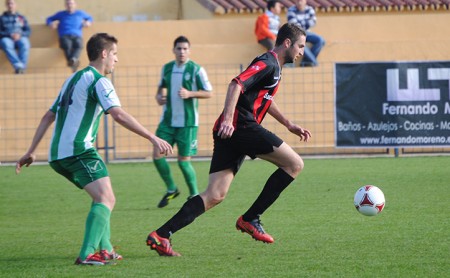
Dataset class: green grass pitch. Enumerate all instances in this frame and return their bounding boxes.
[1,156,449,277]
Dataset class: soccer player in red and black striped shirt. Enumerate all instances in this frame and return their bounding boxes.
[147,23,311,256]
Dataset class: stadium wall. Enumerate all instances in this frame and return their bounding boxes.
[1,12,449,162]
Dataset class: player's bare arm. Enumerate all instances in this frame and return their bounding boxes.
[149,135,174,156]
[155,87,167,105]
[16,110,56,174]
[218,80,242,139]
[287,124,311,142]
[108,107,173,155]
[268,101,311,142]
[178,87,212,99]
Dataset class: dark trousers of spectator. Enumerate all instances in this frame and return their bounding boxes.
[300,31,325,67]
[258,38,275,51]
[59,35,83,65]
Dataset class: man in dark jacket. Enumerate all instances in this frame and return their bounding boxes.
[0,0,31,74]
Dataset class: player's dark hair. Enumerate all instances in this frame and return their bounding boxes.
[267,0,280,10]
[173,35,190,48]
[86,33,118,62]
[275,23,306,47]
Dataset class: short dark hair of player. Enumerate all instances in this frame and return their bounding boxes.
[173,35,190,48]
[267,0,280,10]
[275,23,306,47]
[86,33,118,62]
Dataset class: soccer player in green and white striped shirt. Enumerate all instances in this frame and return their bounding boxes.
[153,35,212,208]
[16,33,172,265]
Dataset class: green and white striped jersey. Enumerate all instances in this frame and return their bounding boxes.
[48,66,121,161]
[159,60,212,127]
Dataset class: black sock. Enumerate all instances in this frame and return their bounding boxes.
[242,168,294,221]
[156,195,205,238]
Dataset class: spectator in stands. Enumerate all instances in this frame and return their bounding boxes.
[153,35,213,208]
[287,0,325,67]
[0,0,30,74]
[254,0,282,51]
[46,0,92,72]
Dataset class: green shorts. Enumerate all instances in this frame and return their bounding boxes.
[49,149,109,189]
[156,122,198,156]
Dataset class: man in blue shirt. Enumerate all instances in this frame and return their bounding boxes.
[0,0,31,74]
[46,0,92,72]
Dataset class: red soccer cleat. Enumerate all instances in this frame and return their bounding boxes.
[236,215,274,243]
[74,253,112,266]
[97,249,123,261]
[146,231,181,257]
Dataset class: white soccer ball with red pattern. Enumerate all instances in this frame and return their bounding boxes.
[354,185,385,216]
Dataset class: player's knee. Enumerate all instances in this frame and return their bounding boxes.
[209,197,223,208]
[202,191,227,210]
[100,191,116,210]
[210,193,226,206]
[297,157,305,173]
[110,195,116,209]
[102,196,116,211]
[289,156,304,177]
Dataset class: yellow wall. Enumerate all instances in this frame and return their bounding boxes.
[11,0,255,23]
[3,11,447,72]
[8,0,447,74]
[1,9,449,161]
[13,0,182,24]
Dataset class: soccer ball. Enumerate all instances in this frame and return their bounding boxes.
[354,185,385,216]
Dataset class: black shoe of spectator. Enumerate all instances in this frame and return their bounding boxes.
[69,58,79,72]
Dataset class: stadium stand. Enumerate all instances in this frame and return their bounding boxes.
[0,9,448,73]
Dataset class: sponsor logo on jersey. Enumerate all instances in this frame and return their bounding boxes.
[103,89,114,98]
[87,160,103,173]
[185,72,191,81]
[191,140,198,149]
[264,92,274,101]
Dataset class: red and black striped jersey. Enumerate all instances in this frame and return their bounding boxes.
[214,51,281,131]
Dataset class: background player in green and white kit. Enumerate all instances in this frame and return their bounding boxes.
[15,33,173,265]
[153,35,212,208]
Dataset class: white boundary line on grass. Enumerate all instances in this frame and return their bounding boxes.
[2,152,450,167]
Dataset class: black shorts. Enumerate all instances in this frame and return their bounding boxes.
[209,123,283,175]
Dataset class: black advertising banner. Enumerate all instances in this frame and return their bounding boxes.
[335,62,450,147]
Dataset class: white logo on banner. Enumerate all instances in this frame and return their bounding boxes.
[386,68,450,101]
